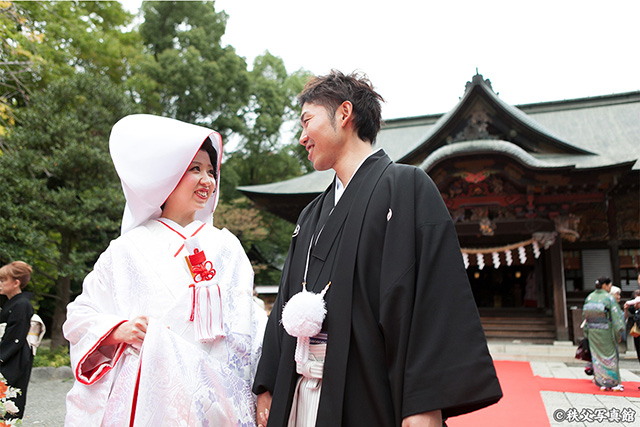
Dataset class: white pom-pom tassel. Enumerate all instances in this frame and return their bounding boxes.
[462,252,469,269]
[505,249,513,266]
[492,252,500,269]
[282,282,330,364]
[476,253,485,270]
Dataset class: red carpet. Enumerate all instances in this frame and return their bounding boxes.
[448,361,549,427]
[447,361,640,427]
[535,375,640,396]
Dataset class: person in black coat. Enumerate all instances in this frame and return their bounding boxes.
[0,261,34,420]
[625,289,640,364]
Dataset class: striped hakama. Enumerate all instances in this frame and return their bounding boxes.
[288,333,327,427]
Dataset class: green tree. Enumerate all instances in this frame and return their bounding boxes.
[232,53,310,185]
[14,1,136,84]
[0,0,43,136]
[216,54,311,284]
[134,1,249,133]
[1,1,137,137]
[0,0,141,157]
[0,73,138,349]
[213,197,292,285]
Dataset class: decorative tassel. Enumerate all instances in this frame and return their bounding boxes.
[189,284,196,321]
[476,253,485,270]
[282,282,330,364]
[462,252,469,269]
[191,283,224,342]
[185,236,224,342]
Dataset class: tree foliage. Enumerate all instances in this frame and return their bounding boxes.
[213,197,294,285]
[135,1,249,133]
[0,0,42,136]
[216,53,311,284]
[20,1,134,80]
[0,1,136,132]
[230,53,310,183]
[0,73,138,348]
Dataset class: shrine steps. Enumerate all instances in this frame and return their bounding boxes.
[479,310,556,344]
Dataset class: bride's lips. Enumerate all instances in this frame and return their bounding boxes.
[195,188,209,199]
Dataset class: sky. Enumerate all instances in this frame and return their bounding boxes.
[121,0,640,120]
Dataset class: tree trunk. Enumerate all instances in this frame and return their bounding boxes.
[50,275,71,350]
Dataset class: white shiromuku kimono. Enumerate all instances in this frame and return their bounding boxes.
[64,219,267,426]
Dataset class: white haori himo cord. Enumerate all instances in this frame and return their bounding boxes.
[185,236,224,342]
[282,237,330,364]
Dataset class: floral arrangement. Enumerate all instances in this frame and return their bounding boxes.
[0,374,21,426]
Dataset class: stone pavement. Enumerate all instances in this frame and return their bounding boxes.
[19,342,640,427]
[22,366,73,427]
[533,361,640,427]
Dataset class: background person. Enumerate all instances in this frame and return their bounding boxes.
[0,260,34,420]
[63,114,267,426]
[253,70,502,427]
[610,285,621,304]
[610,285,625,353]
[583,277,625,391]
[624,289,640,368]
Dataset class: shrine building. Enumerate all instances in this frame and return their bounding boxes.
[239,73,640,343]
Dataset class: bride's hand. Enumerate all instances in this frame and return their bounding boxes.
[103,315,149,348]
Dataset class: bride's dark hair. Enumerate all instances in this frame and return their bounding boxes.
[200,137,218,180]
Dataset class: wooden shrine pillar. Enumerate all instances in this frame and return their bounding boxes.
[607,193,621,286]
[548,237,569,341]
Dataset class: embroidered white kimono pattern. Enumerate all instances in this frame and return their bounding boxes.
[63,219,266,426]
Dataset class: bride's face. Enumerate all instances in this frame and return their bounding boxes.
[162,150,215,224]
